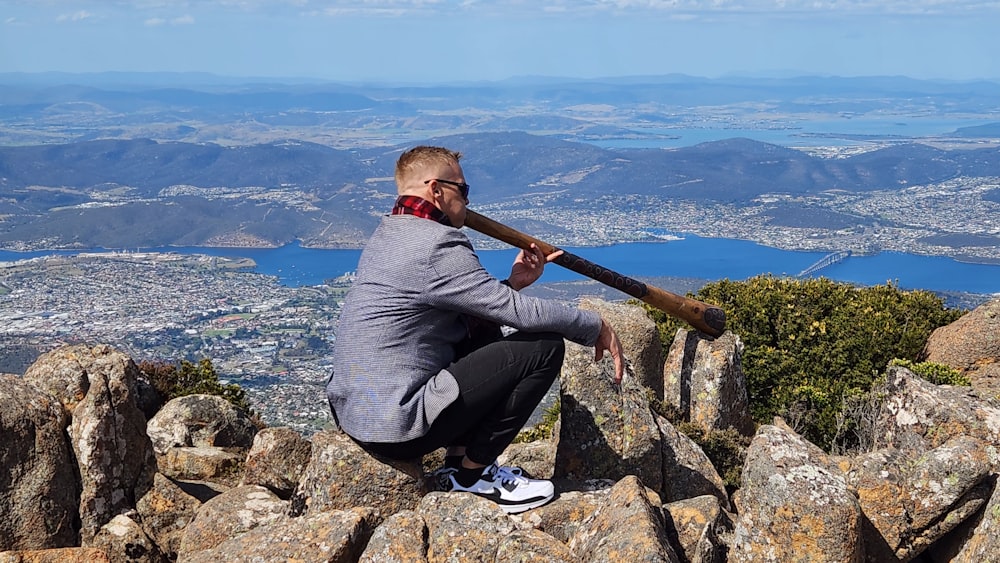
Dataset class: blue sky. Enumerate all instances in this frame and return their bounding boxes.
[2,0,998,83]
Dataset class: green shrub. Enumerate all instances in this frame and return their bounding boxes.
[138,357,257,421]
[640,275,963,451]
[888,358,970,386]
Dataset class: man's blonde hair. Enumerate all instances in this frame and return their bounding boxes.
[394,146,463,191]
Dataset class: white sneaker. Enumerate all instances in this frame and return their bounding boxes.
[445,463,554,513]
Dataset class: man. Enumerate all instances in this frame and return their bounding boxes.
[326,145,625,514]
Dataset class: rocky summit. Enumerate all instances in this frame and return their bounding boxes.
[2,297,1000,562]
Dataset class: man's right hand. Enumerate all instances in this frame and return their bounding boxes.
[594,319,625,384]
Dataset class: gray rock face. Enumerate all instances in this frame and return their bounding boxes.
[663,329,755,436]
[877,365,1000,452]
[568,475,681,562]
[657,415,729,506]
[146,394,257,455]
[66,346,156,545]
[177,485,287,559]
[134,473,202,561]
[91,514,164,563]
[19,344,156,545]
[181,508,378,563]
[731,419,864,563]
[663,495,733,563]
[239,426,312,498]
[0,375,78,550]
[951,474,1000,563]
[846,435,995,561]
[290,430,427,519]
[555,337,663,494]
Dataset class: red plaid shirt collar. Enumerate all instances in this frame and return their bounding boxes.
[391,195,453,227]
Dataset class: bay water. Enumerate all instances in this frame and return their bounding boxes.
[3,235,997,296]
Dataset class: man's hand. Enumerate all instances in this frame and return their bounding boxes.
[506,243,563,291]
[594,318,626,384]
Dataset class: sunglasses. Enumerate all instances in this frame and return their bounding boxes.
[426,178,470,200]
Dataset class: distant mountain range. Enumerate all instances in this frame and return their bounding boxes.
[1,132,999,250]
[1,73,999,252]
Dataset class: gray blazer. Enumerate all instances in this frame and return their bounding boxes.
[326,214,602,443]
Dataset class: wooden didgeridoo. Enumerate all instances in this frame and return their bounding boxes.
[463,210,727,338]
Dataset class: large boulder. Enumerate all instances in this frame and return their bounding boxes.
[146,394,257,456]
[290,430,427,519]
[21,344,156,545]
[134,473,202,561]
[177,485,287,559]
[180,508,379,563]
[157,446,243,484]
[922,296,1000,397]
[239,426,312,499]
[555,337,663,494]
[90,514,164,563]
[876,365,1000,452]
[845,435,995,561]
[0,376,78,550]
[358,510,429,563]
[663,329,755,436]
[567,475,681,562]
[731,419,864,563]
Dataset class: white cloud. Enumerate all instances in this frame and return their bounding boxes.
[56,10,94,22]
[144,14,194,26]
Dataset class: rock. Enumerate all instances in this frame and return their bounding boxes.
[731,419,863,563]
[0,548,110,562]
[0,376,78,550]
[46,345,155,545]
[134,473,202,561]
[555,339,663,495]
[663,330,755,436]
[180,508,378,563]
[157,446,243,484]
[21,345,91,413]
[922,296,1000,397]
[497,439,556,480]
[90,514,164,563]
[521,489,604,544]
[358,510,428,563]
[951,475,1000,563]
[145,394,256,456]
[418,491,520,561]
[877,365,1000,452]
[581,299,665,398]
[846,435,996,562]
[290,430,426,518]
[177,485,287,558]
[238,426,312,498]
[656,415,730,507]
[496,528,577,562]
[568,475,680,562]
[663,495,733,563]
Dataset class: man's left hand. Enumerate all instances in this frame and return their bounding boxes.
[506,243,563,291]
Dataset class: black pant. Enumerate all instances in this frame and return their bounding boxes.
[356,331,564,465]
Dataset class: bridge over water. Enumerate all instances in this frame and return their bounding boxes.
[797,250,852,277]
